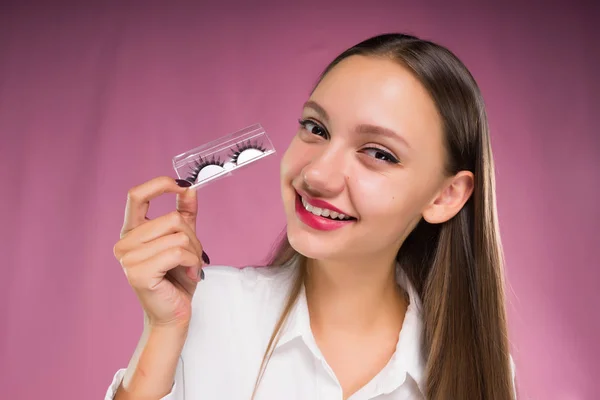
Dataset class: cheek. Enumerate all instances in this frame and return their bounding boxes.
[351,172,430,222]
[280,137,310,180]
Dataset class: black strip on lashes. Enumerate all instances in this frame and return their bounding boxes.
[186,155,224,183]
[230,140,267,164]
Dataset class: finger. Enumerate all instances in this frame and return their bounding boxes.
[117,211,204,259]
[119,232,200,267]
[121,176,189,237]
[176,186,198,232]
[125,247,202,289]
[165,263,201,292]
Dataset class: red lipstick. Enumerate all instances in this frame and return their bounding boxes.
[294,191,355,231]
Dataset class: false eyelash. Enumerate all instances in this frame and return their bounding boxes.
[229,140,267,165]
[186,155,225,183]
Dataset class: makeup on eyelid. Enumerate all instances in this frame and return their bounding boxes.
[297,118,402,164]
[172,124,276,190]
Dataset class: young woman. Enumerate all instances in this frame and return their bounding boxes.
[106,33,516,400]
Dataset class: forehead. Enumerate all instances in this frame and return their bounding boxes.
[309,55,443,151]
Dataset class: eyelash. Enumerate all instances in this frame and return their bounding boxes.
[185,141,267,183]
[187,155,224,183]
[230,140,267,164]
[298,118,329,138]
[297,118,400,164]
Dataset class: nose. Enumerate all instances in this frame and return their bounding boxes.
[301,147,347,198]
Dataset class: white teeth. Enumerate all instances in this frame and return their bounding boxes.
[300,196,351,220]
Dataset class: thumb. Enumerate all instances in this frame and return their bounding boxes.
[175,188,198,232]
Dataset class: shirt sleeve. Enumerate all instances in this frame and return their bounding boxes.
[103,355,183,400]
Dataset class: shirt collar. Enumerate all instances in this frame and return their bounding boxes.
[275,263,426,396]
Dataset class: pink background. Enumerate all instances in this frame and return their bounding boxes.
[0,1,598,399]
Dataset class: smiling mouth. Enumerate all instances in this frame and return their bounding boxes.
[297,194,356,221]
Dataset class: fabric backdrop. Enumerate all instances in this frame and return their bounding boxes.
[0,1,598,399]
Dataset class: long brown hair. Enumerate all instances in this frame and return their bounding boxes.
[252,33,514,400]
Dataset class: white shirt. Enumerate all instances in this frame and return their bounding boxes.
[105,261,513,399]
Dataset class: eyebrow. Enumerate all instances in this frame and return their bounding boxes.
[303,100,330,122]
[303,100,411,149]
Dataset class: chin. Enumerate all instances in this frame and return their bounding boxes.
[287,230,329,260]
[285,222,350,261]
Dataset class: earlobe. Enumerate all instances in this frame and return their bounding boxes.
[422,171,474,224]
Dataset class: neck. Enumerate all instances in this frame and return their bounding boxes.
[304,254,407,337]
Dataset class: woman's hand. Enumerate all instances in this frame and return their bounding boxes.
[113,176,207,329]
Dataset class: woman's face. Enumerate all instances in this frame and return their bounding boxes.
[280,55,449,263]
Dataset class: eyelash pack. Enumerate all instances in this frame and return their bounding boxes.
[172,123,276,190]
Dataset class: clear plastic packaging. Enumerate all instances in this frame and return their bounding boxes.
[172,123,276,190]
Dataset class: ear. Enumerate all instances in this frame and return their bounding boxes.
[422,171,474,224]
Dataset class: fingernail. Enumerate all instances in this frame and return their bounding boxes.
[175,179,192,187]
[198,268,205,281]
[202,251,210,265]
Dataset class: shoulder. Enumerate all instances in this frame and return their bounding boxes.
[178,265,298,396]
[510,354,517,399]
[202,264,292,282]
[183,265,296,362]
[189,265,296,327]
[199,264,296,293]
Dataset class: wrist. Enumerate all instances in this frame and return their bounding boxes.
[123,325,188,398]
[143,312,191,333]
[147,322,190,337]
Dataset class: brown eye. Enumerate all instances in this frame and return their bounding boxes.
[298,119,328,138]
[362,147,400,164]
